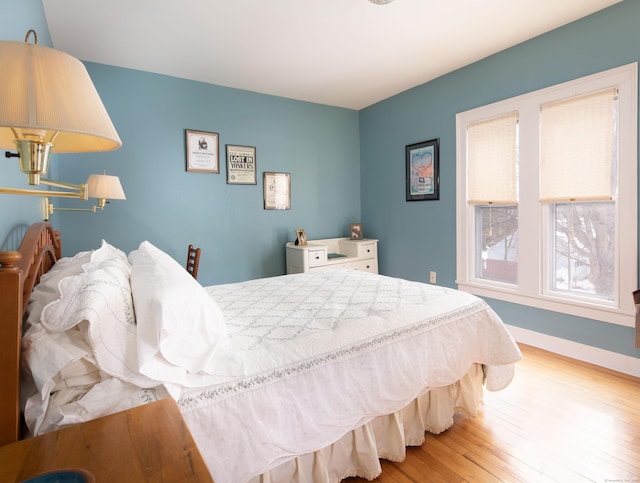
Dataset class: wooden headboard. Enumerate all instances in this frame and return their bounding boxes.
[0,222,61,447]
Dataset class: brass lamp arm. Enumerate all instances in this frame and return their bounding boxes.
[0,185,88,199]
[40,178,89,199]
[43,196,109,221]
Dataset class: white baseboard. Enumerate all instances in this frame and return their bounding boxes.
[506,324,640,378]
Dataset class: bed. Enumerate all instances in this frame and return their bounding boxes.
[0,222,522,483]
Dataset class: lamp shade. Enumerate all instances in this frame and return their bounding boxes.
[0,35,122,153]
[87,173,126,200]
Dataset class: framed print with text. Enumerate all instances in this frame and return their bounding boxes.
[226,145,257,184]
[263,172,291,210]
[186,129,219,173]
[406,138,439,201]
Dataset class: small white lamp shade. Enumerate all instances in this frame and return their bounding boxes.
[87,173,126,200]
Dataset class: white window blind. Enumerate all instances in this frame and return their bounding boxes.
[540,88,616,202]
[467,112,518,205]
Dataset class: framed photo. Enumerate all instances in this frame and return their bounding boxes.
[186,129,219,173]
[406,138,439,201]
[295,229,307,246]
[226,145,257,184]
[350,223,362,240]
[263,172,291,210]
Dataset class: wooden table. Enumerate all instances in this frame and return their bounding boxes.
[0,398,213,482]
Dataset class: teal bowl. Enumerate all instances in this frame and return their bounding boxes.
[20,469,95,483]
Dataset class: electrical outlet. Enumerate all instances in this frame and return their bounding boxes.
[429,271,436,284]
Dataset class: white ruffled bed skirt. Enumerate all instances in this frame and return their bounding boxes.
[252,363,484,483]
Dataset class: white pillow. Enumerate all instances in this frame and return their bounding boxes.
[24,242,158,435]
[39,247,156,388]
[26,249,92,329]
[27,240,128,329]
[129,241,239,384]
[85,239,129,270]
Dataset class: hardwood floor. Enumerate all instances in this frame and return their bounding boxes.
[346,344,640,482]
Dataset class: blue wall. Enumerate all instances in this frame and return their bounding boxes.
[359,0,640,359]
[2,0,639,360]
[0,0,360,285]
[55,64,360,284]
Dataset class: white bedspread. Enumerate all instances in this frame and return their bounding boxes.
[177,271,521,482]
[23,266,521,483]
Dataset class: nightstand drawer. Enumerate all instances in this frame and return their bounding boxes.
[355,242,376,259]
[345,258,378,273]
[338,239,377,259]
[307,248,327,267]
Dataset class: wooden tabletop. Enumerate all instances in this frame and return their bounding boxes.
[0,398,213,482]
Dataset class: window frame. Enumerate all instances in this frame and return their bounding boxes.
[455,63,638,327]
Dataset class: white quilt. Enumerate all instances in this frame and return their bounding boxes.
[23,261,521,483]
[179,270,521,482]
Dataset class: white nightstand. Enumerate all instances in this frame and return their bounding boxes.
[286,237,378,274]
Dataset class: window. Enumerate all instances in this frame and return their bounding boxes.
[456,64,637,327]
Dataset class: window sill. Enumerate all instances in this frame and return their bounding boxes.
[457,281,634,328]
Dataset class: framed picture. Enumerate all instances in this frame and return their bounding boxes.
[185,129,219,173]
[295,229,307,246]
[263,172,291,210]
[406,138,439,201]
[226,145,257,184]
[350,223,362,240]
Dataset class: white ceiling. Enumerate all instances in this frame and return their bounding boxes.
[42,0,621,110]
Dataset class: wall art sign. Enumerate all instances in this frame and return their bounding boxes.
[263,172,291,210]
[406,138,440,201]
[226,145,257,184]
[186,129,219,173]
